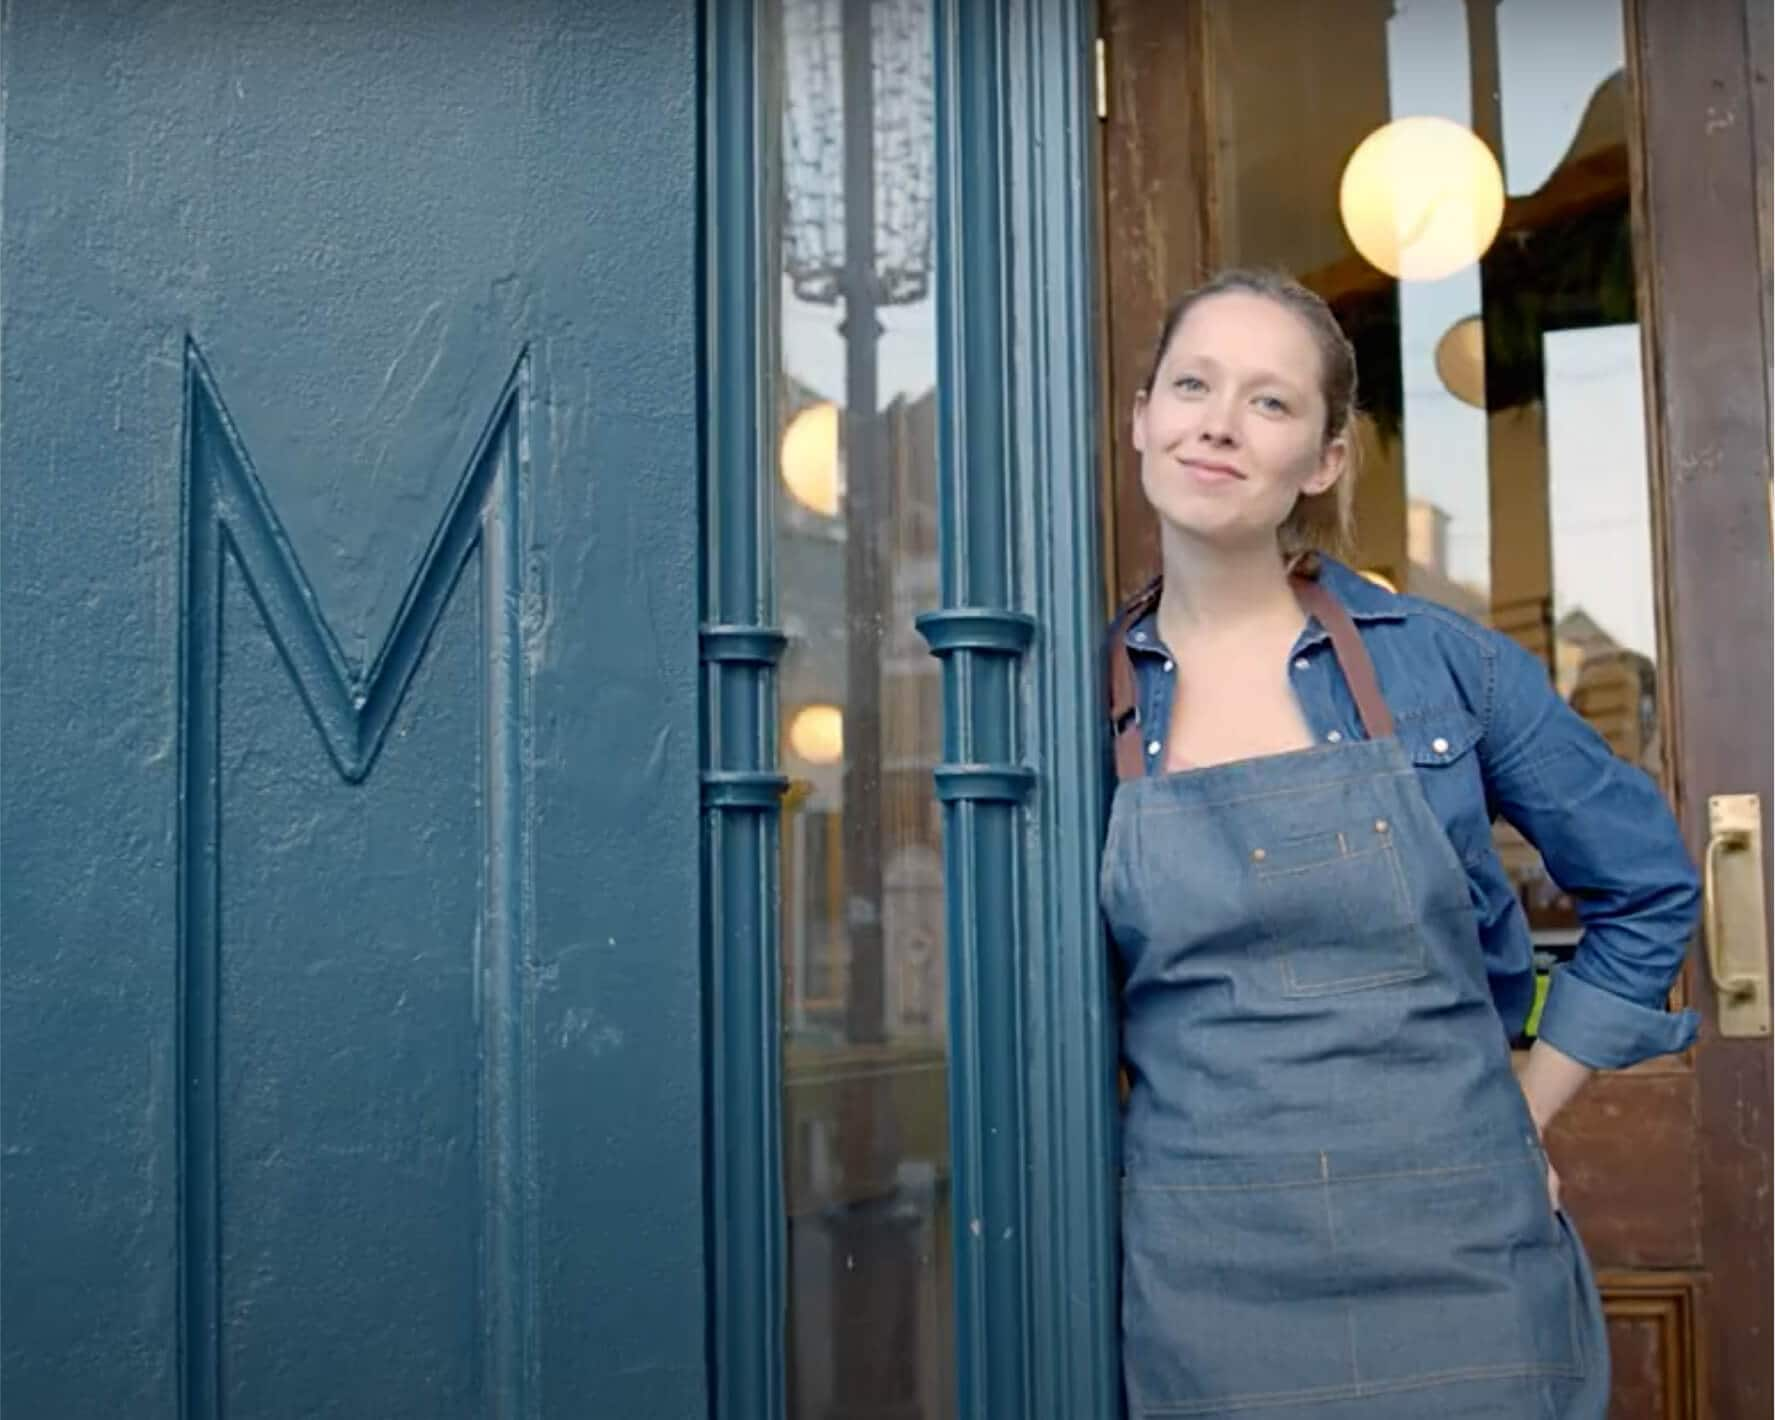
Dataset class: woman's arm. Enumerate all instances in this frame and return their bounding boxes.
[1512,1039,1591,1209]
[1514,1038,1591,1132]
[1479,631,1702,1096]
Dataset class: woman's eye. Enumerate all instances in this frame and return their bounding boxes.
[1173,374,1206,392]
[1254,394,1289,414]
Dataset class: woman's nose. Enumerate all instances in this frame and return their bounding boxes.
[1195,405,1238,447]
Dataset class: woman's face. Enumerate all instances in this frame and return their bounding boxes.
[1132,291,1346,550]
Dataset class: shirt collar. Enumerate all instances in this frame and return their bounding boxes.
[1121,555,1406,656]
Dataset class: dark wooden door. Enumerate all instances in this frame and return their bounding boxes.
[0,3,707,1416]
[1097,1,1771,1415]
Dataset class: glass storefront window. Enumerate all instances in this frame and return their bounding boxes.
[768,1,954,1415]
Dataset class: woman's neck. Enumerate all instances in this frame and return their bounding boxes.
[1154,524,1303,649]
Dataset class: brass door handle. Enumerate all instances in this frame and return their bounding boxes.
[1706,830,1758,995]
[1703,794,1771,1037]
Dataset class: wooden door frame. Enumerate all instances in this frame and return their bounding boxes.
[1628,0,1773,1413]
[1093,1,1773,1415]
[1096,0,1218,608]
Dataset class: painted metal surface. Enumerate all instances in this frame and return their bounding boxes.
[920,0,1119,1416]
[701,7,790,1418]
[178,344,534,1419]
[920,3,1033,1417]
[1003,8,1129,1412]
[0,3,707,1416]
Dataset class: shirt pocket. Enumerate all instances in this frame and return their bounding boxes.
[1395,705,1484,771]
[1251,813,1428,997]
[1396,706,1488,891]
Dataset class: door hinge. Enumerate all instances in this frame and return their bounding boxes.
[1095,36,1108,121]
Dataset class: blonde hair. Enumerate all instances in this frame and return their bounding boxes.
[1140,268,1360,561]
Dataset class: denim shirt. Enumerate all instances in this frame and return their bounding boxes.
[1106,557,1702,1071]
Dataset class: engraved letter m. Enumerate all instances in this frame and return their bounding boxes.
[177,341,533,1419]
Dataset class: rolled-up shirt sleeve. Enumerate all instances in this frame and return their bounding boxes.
[1480,632,1701,1069]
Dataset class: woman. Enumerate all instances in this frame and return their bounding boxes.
[1103,269,1699,1420]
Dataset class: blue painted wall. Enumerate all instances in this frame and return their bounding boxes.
[0,3,707,1416]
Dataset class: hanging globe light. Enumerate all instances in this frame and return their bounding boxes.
[780,401,842,516]
[1339,117,1505,282]
[1434,315,1488,408]
[787,704,845,765]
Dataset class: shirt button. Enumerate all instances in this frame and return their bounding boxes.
[1375,819,1390,834]
[1133,630,1148,643]
[1293,657,1309,671]
[1146,740,1161,756]
[1325,730,1343,744]
[1432,737,1450,754]
[1252,848,1267,863]
[1163,659,1175,673]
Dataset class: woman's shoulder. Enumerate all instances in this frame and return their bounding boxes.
[1101,577,1162,664]
[1319,558,1506,655]
[1317,558,1523,725]
[1106,575,1162,632]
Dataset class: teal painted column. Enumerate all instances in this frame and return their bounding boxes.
[920,1,1119,1417]
[1004,3,1122,1414]
[702,3,787,1418]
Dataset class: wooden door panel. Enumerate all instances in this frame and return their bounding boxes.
[1602,1275,1702,1420]
[1553,1071,1703,1270]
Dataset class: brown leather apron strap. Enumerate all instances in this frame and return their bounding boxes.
[1289,572,1395,740]
[1109,578,1161,783]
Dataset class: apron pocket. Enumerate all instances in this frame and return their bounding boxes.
[1327,1143,1585,1389]
[1252,829,1428,996]
[1121,1172,1358,1414]
[1120,1141,1587,1416]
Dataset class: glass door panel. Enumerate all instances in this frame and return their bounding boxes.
[766,2,954,1416]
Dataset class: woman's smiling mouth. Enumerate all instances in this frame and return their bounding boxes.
[1178,457,1246,482]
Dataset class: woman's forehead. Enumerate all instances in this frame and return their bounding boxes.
[1166,293,1322,380]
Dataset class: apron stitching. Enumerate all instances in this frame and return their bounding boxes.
[1134,1361,1589,1416]
[1119,765,1418,815]
[1383,838,1411,908]
[1255,843,1392,880]
[1124,1154,1532,1192]
[1281,960,1426,997]
[1556,1211,1589,1376]
[1319,1151,1361,1389]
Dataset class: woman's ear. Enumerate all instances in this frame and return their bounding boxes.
[1302,435,1347,497]
[1131,389,1149,454]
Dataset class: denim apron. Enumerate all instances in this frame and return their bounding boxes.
[1103,574,1609,1420]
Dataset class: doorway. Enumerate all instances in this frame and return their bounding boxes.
[1095,1,1772,1415]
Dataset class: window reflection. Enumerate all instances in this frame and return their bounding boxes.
[1207,0,1665,1034]
[770,1,953,1416]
